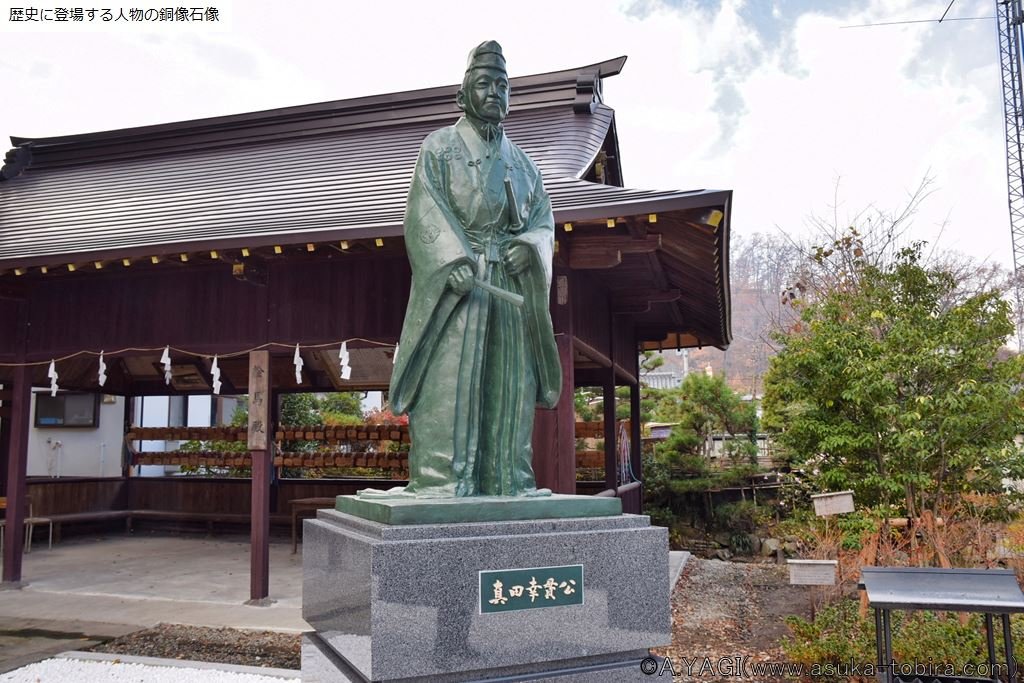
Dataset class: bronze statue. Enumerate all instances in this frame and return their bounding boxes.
[363,41,561,499]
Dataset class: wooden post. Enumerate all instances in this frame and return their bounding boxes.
[0,384,10,495]
[532,270,576,494]
[121,397,133,479]
[247,350,271,603]
[532,334,576,494]
[629,381,642,482]
[603,377,617,492]
[3,365,31,585]
[603,307,617,493]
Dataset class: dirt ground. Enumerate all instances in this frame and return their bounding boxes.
[87,623,301,670]
[654,557,812,681]
[81,558,809,677]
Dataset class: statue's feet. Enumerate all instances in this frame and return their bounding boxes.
[357,486,418,499]
[358,484,460,499]
[522,487,552,498]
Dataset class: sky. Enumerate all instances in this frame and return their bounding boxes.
[1,0,1012,268]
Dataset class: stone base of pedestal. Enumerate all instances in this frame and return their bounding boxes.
[301,631,656,682]
[302,509,669,682]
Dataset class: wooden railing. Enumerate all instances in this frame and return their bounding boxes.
[126,424,410,476]
[595,481,642,514]
[125,421,631,490]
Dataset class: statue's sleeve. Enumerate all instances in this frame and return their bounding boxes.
[389,139,475,414]
[511,172,555,288]
[510,171,562,408]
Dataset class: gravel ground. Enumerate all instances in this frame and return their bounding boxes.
[0,659,298,683]
[86,624,301,671]
[653,557,811,681]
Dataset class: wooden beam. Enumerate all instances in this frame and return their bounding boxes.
[568,249,621,270]
[625,217,684,329]
[311,348,347,392]
[572,338,612,368]
[568,233,662,255]
[612,289,681,315]
[3,365,31,584]
[201,356,238,395]
[248,350,271,603]
[0,284,26,301]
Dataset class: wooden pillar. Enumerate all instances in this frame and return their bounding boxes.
[121,397,133,479]
[269,393,280,518]
[603,306,617,492]
[629,382,641,474]
[603,377,617,492]
[0,384,10,494]
[532,334,576,494]
[3,365,31,584]
[247,350,271,603]
[533,269,576,494]
[630,348,642,489]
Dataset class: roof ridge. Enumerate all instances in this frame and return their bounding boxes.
[10,56,627,151]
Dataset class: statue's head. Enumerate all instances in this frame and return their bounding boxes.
[457,40,509,125]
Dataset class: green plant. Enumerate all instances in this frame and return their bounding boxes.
[782,601,879,681]
[714,500,770,534]
[834,509,877,551]
[764,240,1024,517]
[783,601,1011,682]
[729,531,753,554]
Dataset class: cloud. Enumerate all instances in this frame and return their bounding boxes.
[0,0,1011,268]
[611,0,1009,267]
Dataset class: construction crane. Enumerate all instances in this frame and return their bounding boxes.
[998,0,1024,348]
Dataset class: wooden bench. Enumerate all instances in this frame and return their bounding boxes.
[46,510,133,542]
[127,510,290,534]
[42,509,289,542]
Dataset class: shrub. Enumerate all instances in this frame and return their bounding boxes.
[714,500,769,534]
[783,600,1018,682]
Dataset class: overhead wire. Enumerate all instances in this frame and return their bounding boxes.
[842,3,996,29]
[841,16,992,28]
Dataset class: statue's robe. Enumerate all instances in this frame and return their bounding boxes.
[389,117,561,497]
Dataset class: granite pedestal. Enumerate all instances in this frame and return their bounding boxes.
[302,506,670,682]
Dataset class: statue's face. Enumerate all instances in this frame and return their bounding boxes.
[458,67,509,124]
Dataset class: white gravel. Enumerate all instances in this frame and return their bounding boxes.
[0,658,300,683]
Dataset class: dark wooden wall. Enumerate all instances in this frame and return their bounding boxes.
[25,476,409,517]
[613,317,636,381]
[571,272,611,359]
[27,477,128,514]
[129,477,253,514]
[0,298,22,362]
[26,266,269,360]
[4,251,626,379]
[10,253,411,364]
[267,256,409,345]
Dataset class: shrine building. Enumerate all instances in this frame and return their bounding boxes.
[0,56,731,600]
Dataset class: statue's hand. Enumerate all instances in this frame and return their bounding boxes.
[504,244,530,275]
[447,263,476,296]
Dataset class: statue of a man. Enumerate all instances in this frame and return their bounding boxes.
[373,40,562,498]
